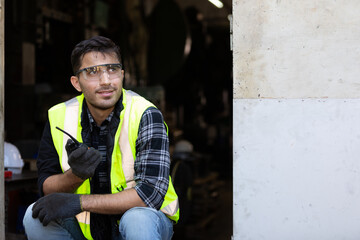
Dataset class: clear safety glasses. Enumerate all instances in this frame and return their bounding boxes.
[75,63,122,81]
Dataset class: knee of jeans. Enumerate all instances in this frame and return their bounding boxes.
[120,207,159,230]
[23,202,35,228]
[119,207,173,240]
[119,208,159,238]
[122,207,157,222]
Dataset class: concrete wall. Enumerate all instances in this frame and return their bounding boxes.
[233,1,360,239]
[0,1,4,239]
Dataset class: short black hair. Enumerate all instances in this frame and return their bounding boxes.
[71,36,122,74]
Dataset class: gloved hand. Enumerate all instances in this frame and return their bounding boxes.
[32,193,82,226]
[67,142,101,180]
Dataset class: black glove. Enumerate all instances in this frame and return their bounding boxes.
[68,143,101,180]
[32,193,82,226]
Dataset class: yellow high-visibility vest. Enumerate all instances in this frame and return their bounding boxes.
[48,89,179,240]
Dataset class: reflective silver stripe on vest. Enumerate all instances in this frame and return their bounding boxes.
[62,97,81,172]
[76,211,89,225]
[119,90,137,189]
[161,197,179,216]
[59,97,90,225]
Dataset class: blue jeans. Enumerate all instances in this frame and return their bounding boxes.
[23,203,174,240]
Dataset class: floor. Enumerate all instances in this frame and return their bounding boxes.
[5,233,27,240]
[172,179,233,240]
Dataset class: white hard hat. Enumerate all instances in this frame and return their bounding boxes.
[4,141,24,169]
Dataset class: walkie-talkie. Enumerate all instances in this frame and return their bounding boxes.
[56,126,86,156]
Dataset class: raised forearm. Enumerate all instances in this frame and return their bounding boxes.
[80,188,146,215]
[43,169,84,195]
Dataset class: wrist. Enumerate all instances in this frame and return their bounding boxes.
[80,194,90,212]
[79,194,84,211]
[68,169,87,181]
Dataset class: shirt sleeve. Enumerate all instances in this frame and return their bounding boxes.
[36,120,62,196]
[134,107,170,210]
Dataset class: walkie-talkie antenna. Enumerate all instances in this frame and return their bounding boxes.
[56,126,80,145]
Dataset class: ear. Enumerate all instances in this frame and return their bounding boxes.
[70,76,82,92]
[121,70,125,81]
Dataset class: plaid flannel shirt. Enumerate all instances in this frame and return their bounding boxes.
[134,108,170,209]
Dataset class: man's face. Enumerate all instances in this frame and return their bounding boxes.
[71,51,124,114]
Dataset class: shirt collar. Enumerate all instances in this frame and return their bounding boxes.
[81,93,124,132]
[84,104,114,132]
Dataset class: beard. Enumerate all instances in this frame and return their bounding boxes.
[83,87,122,111]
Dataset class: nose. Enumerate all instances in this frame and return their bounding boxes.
[99,70,110,85]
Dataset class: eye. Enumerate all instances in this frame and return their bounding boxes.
[107,65,120,73]
[86,67,98,75]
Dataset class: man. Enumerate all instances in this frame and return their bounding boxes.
[23,36,179,240]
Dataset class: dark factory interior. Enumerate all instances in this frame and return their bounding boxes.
[4,0,232,239]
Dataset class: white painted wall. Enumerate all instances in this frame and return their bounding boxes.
[233,1,360,239]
